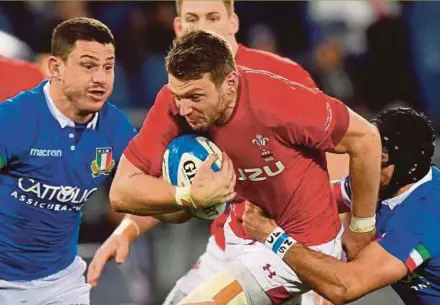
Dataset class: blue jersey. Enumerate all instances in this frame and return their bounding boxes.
[339,166,440,305]
[0,81,137,281]
[376,166,440,305]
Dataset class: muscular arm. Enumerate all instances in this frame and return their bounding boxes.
[283,242,407,304]
[268,82,380,219]
[332,108,381,220]
[243,204,406,305]
[109,86,192,216]
[110,155,182,215]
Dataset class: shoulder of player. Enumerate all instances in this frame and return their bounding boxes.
[240,68,320,126]
[0,83,43,119]
[404,180,440,209]
[156,85,175,103]
[238,45,308,76]
[387,180,440,225]
[239,45,301,67]
[241,67,318,103]
[100,102,136,132]
[150,85,178,116]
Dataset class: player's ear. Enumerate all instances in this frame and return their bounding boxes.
[48,56,64,79]
[174,17,183,37]
[230,13,239,35]
[224,71,238,94]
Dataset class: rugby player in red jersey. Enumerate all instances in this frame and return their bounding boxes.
[106,30,380,305]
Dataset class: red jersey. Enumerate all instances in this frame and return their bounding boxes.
[236,44,316,89]
[210,45,318,249]
[0,56,44,102]
[124,67,348,246]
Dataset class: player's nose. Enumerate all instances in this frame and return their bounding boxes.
[92,70,107,84]
[179,102,193,116]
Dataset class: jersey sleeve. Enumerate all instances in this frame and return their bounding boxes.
[264,80,349,151]
[123,86,184,177]
[378,197,440,273]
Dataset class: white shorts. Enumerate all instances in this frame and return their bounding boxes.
[163,235,226,305]
[0,256,90,305]
[300,291,334,305]
[224,220,344,305]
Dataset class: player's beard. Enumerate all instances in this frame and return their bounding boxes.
[215,89,235,125]
[64,88,106,119]
[190,91,230,131]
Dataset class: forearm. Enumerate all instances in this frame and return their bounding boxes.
[244,202,401,305]
[113,211,192,244]
[113,214,161,243]
[153,210,193,224]
[348,130,381,218]
[110,172,182,216]
[283,244,365,304]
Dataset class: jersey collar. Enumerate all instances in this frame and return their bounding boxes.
[43,81,98,129]
[381,167,433,210]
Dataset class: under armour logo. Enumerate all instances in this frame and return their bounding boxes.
[263,264,276,278]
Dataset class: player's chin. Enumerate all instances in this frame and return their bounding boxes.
[81,99,107,113]
[187,121,208,132]
[84,94,108,110]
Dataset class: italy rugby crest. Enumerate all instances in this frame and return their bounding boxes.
[91,147,115,178]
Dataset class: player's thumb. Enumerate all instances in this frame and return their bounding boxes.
[201,154,218,170]
[115,245,129,264]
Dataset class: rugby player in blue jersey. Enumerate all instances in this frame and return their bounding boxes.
[243,107,440,305]
[0,17,136,304]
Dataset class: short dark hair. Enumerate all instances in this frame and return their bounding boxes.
[51,17,115,61]
[175,0,234,16]
[165,30,236,86]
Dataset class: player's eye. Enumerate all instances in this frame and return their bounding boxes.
[104,65,114,71]
[81,63,95,70]
[209,16,220,22]
[186,17,197,23]
[191,95,202,102]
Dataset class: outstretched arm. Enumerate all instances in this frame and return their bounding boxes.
[243,203,407,305]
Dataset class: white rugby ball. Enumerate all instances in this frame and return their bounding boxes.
[162,134,228,220]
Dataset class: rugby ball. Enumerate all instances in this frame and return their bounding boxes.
[162,134,228,220]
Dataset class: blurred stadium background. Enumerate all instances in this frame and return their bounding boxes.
[1,1,439,304]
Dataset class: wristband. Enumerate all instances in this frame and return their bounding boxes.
[175,186,197,208]
[114,218,140,237]
[264,227,297,258]
[349,215,376,233]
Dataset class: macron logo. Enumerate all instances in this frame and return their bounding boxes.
[30,148,63,157]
